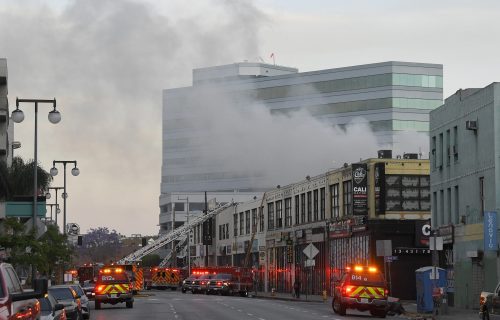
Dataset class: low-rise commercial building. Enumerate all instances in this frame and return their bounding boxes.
[187,153,431,299]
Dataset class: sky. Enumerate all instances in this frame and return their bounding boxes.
[1,0,499,236]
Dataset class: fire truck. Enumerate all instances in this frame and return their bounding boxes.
[150,267,181,290]
[190,266,253,296]
[332,265,388,318]
[119,264,143,294]
[77,263,102,284]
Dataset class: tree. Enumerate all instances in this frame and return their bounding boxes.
[38,225,73,277]
[0,157,53,201]
[74,227,122,265]
[0,218,73,281]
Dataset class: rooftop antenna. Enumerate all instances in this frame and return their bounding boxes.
[270,53,275,65]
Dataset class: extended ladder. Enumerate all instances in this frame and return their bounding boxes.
[158,236,188,267]
[117,202,234,264]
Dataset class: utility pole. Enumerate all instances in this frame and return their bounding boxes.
[204,191,208,267]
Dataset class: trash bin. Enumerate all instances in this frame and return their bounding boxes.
[415,266,446,313]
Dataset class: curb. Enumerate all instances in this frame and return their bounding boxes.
[251,294,327,303]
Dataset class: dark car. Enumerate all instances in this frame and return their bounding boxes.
[69,284,90,319]
[39,293,66,320]
[191,274,213,294]
[48,285,83,320]
[181,275,199,293]
[81,280,95,300]
[207,273,234,295]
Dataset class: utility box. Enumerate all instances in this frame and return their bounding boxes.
[415,266,446,313]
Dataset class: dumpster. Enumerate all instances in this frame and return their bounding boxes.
[415,266,446,313]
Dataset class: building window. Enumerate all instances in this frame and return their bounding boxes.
[446,129,451,166]
[431,136,436,170]
[225,224,229,239]
[259,206,264,232]
[454,186,459,224]
[285,198,292,227]
[453,126,458,162]
[307,191,312,222]
[252,208,257,233]
[438,133,444,168]
[300,193,306,224]
[275,200,283,228]
[447,188,452,224]
[320,188,325,220]
[313,190,319,221]
[239,212,244,235]
[219,225,222,240]
[234,213,238,237]
[268,203,275,230]
[245,210,250,235]
[385,175,430,211]
[294,195,300,225]
[480,177,485,217]
[343,180,352,216]
[331,184,340,217]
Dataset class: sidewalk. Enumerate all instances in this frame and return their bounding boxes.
[251,291,327,303]
[252,293,480,319]
[400,301,479,320]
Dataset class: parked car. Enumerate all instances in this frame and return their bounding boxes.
[39,294,66,320]
[48,286,82,320]
[480,283,500,319]
[181,275,199,293]
[69,285,90,319]
[0,262,47,320]
[81,281,95,300]
[191,274,213,294]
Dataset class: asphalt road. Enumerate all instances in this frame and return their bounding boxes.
[91,290,406,320]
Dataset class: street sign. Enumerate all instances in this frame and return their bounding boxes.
[305,259,315,267]
[67,223,80,236]
[303,243,319,259]
[384,256,398,262]
[429,236,443,251]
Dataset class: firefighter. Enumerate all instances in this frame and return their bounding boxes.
[293,279,301,298]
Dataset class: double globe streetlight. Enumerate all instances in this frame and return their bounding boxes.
[50,160,80,235]
[11,98,61,233]
[46,187,64,229]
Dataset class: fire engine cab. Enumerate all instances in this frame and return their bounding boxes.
[94,266,134,310]
[332,265,388,318]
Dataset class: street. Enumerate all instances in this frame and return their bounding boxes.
[91,290,406,320]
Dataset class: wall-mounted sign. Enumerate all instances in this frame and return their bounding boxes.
[352,163,368,215]
[484,211,498,251]
[393,247,431,255]
[374,162,386,214]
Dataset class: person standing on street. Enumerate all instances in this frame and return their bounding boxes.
[293,279,301,298]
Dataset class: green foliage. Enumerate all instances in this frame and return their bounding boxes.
[7,157,53,198]
[141,254,161,267]
[0,218,73,276]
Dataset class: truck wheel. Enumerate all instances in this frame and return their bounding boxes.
[182,288,186,293]
[482,308,490,320]
[370,309,387,318]
[95,301,101,310]
[332,297,346,315]
[126,301,134,309]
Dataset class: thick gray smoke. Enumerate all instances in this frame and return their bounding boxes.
[0,0,267,234]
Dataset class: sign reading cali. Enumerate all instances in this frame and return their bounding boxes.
[484,211,498,251]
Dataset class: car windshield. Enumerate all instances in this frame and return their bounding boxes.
[0,277,4,298]
[198,274,212,280]
[71,285,85,296]
[49,288,74,300]
[214,274,231,280]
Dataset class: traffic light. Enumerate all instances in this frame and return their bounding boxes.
[77,235,83,246]
[142,237,147,247]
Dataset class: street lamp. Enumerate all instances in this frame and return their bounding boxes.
[46,204,59,224]
[11,98,61,234]
[46,187,64,230]
[50,160,80,235]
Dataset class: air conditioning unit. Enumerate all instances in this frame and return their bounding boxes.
[403,153,419,159]
[466,120,478,131]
